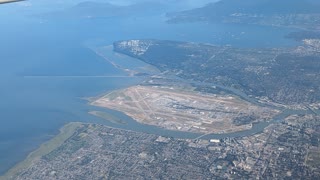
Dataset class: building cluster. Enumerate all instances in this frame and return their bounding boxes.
[13,113,320,179]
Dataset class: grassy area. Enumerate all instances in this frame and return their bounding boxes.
[1,122,83,180]
[106,91,129,101]
[307,148,320,168]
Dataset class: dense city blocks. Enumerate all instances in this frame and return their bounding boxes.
[9,116,320,179]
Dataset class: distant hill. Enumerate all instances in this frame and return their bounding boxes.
[198,0,320,14]
[168,0,320,29]
[44,1,167,19]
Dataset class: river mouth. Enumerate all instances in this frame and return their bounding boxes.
[85,45,315,141]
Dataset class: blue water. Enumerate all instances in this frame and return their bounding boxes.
[0,1,299,174]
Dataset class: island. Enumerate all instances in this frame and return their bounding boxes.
[91,85,279,134]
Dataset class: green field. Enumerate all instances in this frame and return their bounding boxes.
[307,149,320,168]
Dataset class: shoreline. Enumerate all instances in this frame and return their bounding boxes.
[1,122,83,180]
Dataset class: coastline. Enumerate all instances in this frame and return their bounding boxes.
[1,122,83,180]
